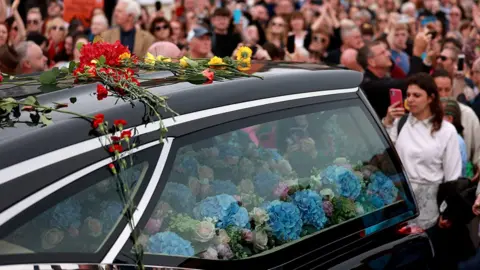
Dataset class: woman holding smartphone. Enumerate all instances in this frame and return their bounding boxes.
[383,73,462,268]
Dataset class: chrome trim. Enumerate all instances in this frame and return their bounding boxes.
[101,138,173,263]
[0,140,160,227]
[0,87,358,183]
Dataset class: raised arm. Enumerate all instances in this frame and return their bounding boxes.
[0,0,7,22]
[10,0,26,46]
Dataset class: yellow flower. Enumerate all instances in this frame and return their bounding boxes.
[208,56,226,69]
[180,56,190,68]
[156,55,172,62]
[119,52,131,60]
[236,46,253,60]
[237,58,251,71]
[145,52,156,66]
[91,59,98,64]
[208,56,225,66]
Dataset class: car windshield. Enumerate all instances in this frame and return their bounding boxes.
[137,100,415,260]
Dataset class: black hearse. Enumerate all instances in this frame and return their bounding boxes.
[0,62,432,269]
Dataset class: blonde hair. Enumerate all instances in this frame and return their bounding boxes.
[27,7,42,16]
[266,16,288,48]
[47,17,67,38]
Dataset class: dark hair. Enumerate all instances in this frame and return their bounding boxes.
[356,40,384,69]
[290,11,306,30]
[68,18,84,34]
[0,44,19,75]
[73,33,89,47]
[442,37,462,51]
[440,97,464,135]
[27,32,48,46]
[150,17,171,36]
[431,68,451,80]
[213,7,231,17]
[406,73,444,134]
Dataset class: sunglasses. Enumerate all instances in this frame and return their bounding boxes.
[313,36,327,43]
[51,26,65,31]
[155,25,169,31]
[27,20,39,25]
[272,22,285,27]
[437,55,448,61]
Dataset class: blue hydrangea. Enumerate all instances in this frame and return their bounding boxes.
[258,148,282,161]
[321,165,361,200]
[210,179,238,195]
[254,172,280,200]
[266,200,303,241]
[50,198,82,230]
[194,194,249,228]
[218,143,243,159]
[147,231,194,256]
[367,172,399,206]
[161,182,195,215]
[291,190,328,230]
[224,206,250,228]
[176,155,198,177]
[99,201,124,234]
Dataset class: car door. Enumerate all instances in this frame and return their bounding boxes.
[0,138,163,266]
[115,96,418,269]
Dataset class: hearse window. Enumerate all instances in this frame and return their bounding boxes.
[138,102,412,260]
[0,161,149,255]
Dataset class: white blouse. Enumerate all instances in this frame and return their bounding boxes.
[386,114,462,229]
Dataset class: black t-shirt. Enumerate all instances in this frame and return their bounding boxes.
[212,32,242,58]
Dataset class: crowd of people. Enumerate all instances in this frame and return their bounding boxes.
[4,0,480,268]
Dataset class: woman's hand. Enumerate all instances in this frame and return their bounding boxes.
[383,102,405,126]
[472,194,480,215]
[11,0,20,11]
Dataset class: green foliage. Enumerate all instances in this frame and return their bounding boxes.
[39,70,58,85]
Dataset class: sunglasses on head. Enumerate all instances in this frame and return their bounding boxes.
[155,25,169,31]
[437,55,448,61]
[27,20,39,25]
[51,25,65,31]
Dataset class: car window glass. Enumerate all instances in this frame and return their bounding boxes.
[138,103,411,260]
[0,162,149,254]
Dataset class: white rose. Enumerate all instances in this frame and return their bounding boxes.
[250,207,269,226]
[201,247,218,259]
[253,228,268,251]
[214,229,231,245]
[194,220,216,243]
[320,188,335,200]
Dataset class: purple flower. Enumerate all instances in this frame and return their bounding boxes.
[322,201,334,217]
[274,183,289,198]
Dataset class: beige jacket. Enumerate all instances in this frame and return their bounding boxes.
[100,27,155,58]
[459,103,480,165]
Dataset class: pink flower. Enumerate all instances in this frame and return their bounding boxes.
[216,244,233,259]
[201,247,218,259]
[323,201,334,217]
[144,218,163,234]
[274,183,289,198]
[242,229,253,243]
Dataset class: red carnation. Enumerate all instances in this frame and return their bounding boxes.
[108,144,123,153]
[111,135,121,142]
[96,84,108,100]
[202,69,214,83]
[121,130,132,139]
[114,119,127,127]
[92,113,105,128]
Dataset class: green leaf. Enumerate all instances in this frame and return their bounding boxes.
[98,55,106,65]
[39,84,63,93]
[68,61,77,73]
[76,42,85,51]
[39,114,53,126]
[186,58,199,68]
[51,67,60,76]
[70,97,77,104]
[23,96,37,106]
[39,70,57,85]
[0,97,16,113]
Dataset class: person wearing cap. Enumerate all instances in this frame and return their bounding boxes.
[211,8,242,58]
[186,26,213,59]
[101,0,154,58]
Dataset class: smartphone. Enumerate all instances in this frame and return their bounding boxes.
[390,88,403,108]
[155,1,162,11]
[458,54,465,71]
[233,9,242,24]
[421,16,437,27]
[311,0,323,5]
[249,45,258,57]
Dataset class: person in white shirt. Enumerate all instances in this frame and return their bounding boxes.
[382,73,462,230]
